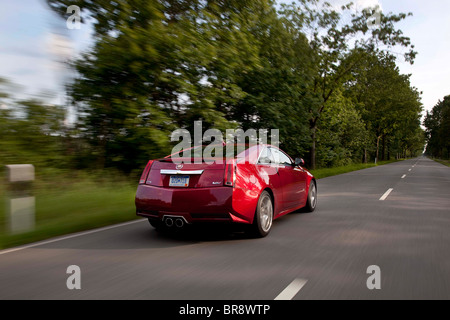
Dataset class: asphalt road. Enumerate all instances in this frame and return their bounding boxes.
[1,157,449,300]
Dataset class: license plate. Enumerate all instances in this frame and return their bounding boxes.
[169,175,190,187]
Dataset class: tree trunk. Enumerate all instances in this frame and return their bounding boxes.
[376,135,381,163]
[387,139,390,161]
[311,126,316,170]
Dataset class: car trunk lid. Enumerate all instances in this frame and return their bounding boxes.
[146,158,227,188]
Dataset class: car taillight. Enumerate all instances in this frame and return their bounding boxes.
[139,160,154,184]
[224,160,236,187]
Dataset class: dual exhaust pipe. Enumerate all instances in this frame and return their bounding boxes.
[164,216,186,228]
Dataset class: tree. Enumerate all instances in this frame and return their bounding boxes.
[344,51,423,161]
[329,49,423,163]
[424,96,450,159]
[280,0,417,168]
[47,0,270,172]
[316,90,369,167]
[222,1,316,157]
[0,78,66,168]
[46,0,424,171]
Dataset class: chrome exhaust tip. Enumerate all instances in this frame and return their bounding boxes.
[165,217,174,227]
[175,218,184,228]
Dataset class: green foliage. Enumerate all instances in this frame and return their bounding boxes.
[227,3,315,157]
[424,96,450,159]
[48,0,280,172]
[279,1,417,168]
[0,177,137,249]
[316,91,370,167]
[344,51,424,160]
[1,1,425,174]
[0,78,67,169]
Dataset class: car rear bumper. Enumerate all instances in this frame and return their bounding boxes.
[135,184,248,224]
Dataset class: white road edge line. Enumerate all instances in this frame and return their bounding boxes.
[401,174,406,179]
[379,188,394,201]
[0,219,146,255]
[274,278,308,300]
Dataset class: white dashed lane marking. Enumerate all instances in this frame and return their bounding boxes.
[379,188,394,201]
[274,278,308,300]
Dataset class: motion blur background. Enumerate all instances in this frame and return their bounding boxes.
[1,0,449,249]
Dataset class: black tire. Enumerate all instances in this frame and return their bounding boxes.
[148,218,161,229]
[305,180,317,212]
[250,190,273,238]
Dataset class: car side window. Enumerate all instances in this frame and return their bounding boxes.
[258,147,275,165]
[270,148,293,166]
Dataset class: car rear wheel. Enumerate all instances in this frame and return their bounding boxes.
[148,218,161,229]
[305,181,317,212]
[251,190,273,238]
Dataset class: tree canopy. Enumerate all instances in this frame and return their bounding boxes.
[424,96,450,159]
[0,1,427,175]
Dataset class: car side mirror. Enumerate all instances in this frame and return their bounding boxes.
[295,158,305,167]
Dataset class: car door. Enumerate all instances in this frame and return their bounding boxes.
[270,148,307,211]
[256,146,283,214]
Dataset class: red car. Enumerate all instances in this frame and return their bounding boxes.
[135,144,317,237]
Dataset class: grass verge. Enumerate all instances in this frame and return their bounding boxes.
[431,158,450,167]
[0,179,137,250]
[310,159,400,179]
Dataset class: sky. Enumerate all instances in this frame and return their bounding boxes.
[0,0,449,116]
[380,0,450,113]
[0,0,92,105]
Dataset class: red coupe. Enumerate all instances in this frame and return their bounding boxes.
[135,144,317,237]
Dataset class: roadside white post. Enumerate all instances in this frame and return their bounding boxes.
[5,164,35,234]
